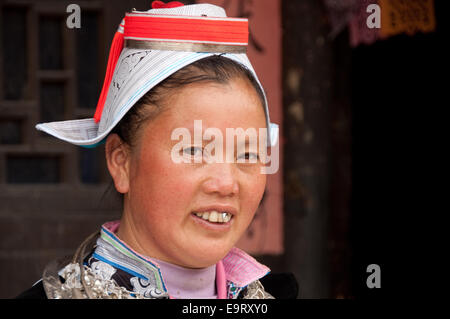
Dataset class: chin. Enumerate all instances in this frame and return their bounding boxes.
[187,258,223,269]
[181,245,232,269]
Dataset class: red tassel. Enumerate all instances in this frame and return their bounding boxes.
[94,29,124,123]
[94,1,184,122]
[151,1,184,9]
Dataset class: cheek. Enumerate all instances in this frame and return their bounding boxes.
[129,148,196,220]
[239,172,267,223]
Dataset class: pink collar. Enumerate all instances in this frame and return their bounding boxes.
[216,260,227,299]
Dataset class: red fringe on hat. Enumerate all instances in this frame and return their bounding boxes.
[94,28,124,123]
[93,2,185,123]
[151,1,184,9]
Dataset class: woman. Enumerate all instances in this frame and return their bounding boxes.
[16,1,295,299]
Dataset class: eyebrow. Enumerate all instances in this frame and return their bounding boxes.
[173,125,264,147]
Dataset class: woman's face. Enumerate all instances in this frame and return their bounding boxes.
[121,77,267,268]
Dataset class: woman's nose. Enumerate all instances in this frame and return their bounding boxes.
[201,163,239,197]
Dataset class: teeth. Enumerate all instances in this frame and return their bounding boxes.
[223,213,231,222]
[194,210,232,223]
[209,211,219,222]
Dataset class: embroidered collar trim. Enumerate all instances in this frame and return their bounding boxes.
[97,223,167,293]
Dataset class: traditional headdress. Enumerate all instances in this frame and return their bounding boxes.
[36,1,278,147]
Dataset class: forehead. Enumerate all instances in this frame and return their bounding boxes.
[153,78,266,132]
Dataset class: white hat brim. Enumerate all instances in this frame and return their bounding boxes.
[36,49,277,147]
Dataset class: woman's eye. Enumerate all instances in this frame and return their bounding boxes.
[237,152,259,161]
[183,146,203,156]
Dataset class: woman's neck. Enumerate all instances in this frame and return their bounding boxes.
[115,216,218,298]
[150,257,217,299]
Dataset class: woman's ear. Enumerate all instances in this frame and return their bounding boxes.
[105,134,130,194]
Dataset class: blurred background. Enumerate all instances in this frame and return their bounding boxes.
[0,0,445,298]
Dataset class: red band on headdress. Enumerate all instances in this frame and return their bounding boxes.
[124,14,248,45]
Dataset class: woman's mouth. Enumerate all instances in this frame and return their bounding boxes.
[190,209,235,231]
[192,210,232,223]
[190,205,237,231]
